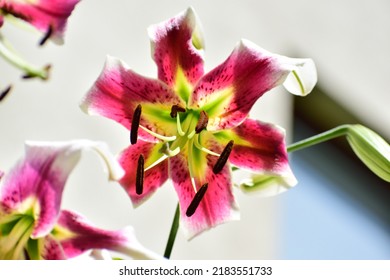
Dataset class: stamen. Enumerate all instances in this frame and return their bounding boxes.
[194,134,220,157]
[22,64,51,80]
[187,129,196,139]
[187,138,198,192]
[0,85,12,102]
[159,143,181,157]
[170,104,186,118]
[143,154,167,172]
[39,25,53,46]
[142,142,180,173]
[130,104,142,144]
[186,183,208,217]
[213,140,234,174]
[195,110,209,133]
[135,154,144,195]
[139,125,177,142]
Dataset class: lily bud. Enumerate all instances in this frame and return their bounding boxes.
[346,125,390,182]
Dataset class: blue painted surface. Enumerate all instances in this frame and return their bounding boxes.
[280,156,390,259]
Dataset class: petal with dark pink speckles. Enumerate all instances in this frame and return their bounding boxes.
[169,140,239,239]
[148,7,204,102]
[190,39,316,131]
[81,56,181,142]
[40,235,66,260]
[54,210,161,259]
[0,0,80,44]
[118,141,169,206]
[214,118,291,174]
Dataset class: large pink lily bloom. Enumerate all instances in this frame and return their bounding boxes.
[0,0,80,44]
[0,140,160,260]
[81,8,317,238]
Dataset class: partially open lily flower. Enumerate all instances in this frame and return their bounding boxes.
[81,7,317,238]
[0,140,160,260]
[0,0,80,45]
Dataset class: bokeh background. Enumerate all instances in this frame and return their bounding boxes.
[1,0,389,259]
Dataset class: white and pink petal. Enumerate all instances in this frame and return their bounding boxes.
[214,119,291,174]
[239,168,297,197]
[148,7,204,101]
[81,56,180,142]
[169,144,239,239]
[190,39,317,131]
[118,141,169,207]
[55,210,161,260]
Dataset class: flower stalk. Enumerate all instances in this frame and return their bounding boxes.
[163,204,180,259]
[287,125,350,153]
[287,124,390,182]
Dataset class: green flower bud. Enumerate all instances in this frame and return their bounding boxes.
[346,125,390,182]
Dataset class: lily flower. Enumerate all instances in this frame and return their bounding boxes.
[0,140,160,260]
[81,8,317,238]
[0,0,80,45]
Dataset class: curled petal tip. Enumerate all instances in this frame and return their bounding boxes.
[240,171,298,197]
[186,7,205,51]
[283,58,317,96]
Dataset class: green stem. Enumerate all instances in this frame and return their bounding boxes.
[287,125,350,153]
[0,34,50,80]
[163,203,180,259]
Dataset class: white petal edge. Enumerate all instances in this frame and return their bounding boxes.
[239,39,317,96]
[24,139,124,181]
[79,55,130,116]
[282,58,317,96]
[147,7,205,59]
[239,169,298,197]
[114,226,165,260]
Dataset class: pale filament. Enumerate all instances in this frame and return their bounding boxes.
[139,125,176,142]
[193,134,220,157]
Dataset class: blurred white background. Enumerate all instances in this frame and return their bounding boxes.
[1,0,389,259]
